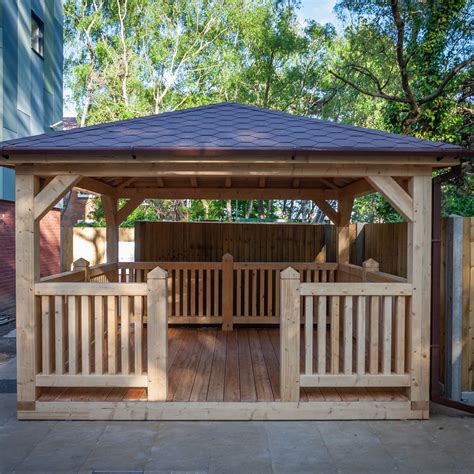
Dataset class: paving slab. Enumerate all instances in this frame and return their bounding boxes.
[0,394,473,474]
[0,356,17,379]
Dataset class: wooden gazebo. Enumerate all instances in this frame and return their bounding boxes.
[1,103,468,420]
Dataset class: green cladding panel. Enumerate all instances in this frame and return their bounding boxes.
[0,0,63,201]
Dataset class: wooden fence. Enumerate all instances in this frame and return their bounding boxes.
[135,221,336,262]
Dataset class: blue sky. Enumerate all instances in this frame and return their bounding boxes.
[299,0,338,25]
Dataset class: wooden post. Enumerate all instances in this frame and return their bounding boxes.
[16,173,40,410]
[147,266,168,401]
[407,175,431,413]
[280,267,300,402]
[102,196,119,265]
[445,216,464,401]
[73,258,90,282]
[337,197,354,264]
[222,253,234,331]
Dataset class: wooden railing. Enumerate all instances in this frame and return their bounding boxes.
[232,262,337,324]
[34,266,168,401]
[118,257,337,328]
[280,268,412,402]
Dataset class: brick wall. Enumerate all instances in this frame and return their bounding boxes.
[0,200,60,312]
[62,190,97,228]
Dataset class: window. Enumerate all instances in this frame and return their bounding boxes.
[31,12,44,57]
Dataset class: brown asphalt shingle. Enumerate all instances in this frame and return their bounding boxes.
[0,103,468,158]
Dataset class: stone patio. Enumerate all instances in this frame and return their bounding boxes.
[0,390,473,473]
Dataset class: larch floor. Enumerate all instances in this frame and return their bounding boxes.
[39,327,408,403]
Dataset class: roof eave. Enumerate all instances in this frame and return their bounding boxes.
[1,146,469,160]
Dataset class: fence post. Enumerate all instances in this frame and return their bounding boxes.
[280,267,300,402]
[73,258,90,281]
[445,216,464,401]
[147,266,168,401]
[222,253,234,331]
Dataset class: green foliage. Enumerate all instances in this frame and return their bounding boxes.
[65,0,473,224]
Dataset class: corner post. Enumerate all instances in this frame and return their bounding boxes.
[280,267,300,402]
[407,175,431,414]
[222,253,234,331]
[73,258,90,282]
[16,173,40,410]
[337,197,354,264]
[147,266,168,401]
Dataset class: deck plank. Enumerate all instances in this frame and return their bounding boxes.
[207,330,227,401]
[237,329,257,401]
[258,329,280,401]
[224,331,240,402]
[172,329,204,402]
[248,328,274,401]
[167,329,198,401]
[190,329,217,402]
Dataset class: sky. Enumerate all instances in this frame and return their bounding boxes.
[299,0,339,26]
[63,0,340,117]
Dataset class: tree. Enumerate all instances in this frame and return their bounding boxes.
[331,0,473,139]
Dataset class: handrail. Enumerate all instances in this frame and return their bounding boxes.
[34,282,147,296]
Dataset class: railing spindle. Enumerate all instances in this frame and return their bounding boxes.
[356,296,366,375]
[343,296,353,375]
[81,295,91,375]
[305,296,313,375]
[383,296,393,374]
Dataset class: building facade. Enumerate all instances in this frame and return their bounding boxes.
[0,0,63,199]
[0,0,63,312]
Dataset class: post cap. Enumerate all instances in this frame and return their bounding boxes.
[363,258,379,271]
[148,265,168,279]
[280,267,300,279]
[222,253,233,260]
[73,258,90,268]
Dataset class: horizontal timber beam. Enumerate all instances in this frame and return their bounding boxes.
[300,374,411,387]
[9,153,460,167]
[18,163,434,178]
[36,374,148,387]
[119,187,340,200]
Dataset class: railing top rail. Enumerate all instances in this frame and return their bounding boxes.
[88,262,118,277]
[338,262,407,283]
[35,282,147,296]
[233,262,338,270]
[118,261,223,270]
[299,282,413,296]
[39,269,85,283]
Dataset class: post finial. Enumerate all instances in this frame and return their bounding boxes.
[280,267,300,279]
[363,258,379,271]
[73,258,90,269]
[147,265,168,279]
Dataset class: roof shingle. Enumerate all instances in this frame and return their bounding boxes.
[0,102,468,158]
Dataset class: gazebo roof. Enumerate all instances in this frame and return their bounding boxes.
[0,103,469,159]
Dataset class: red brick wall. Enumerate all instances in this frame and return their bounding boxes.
[62,190,97,228]
[0,200,60,312]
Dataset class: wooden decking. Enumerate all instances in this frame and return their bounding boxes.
[39,327,408,403]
